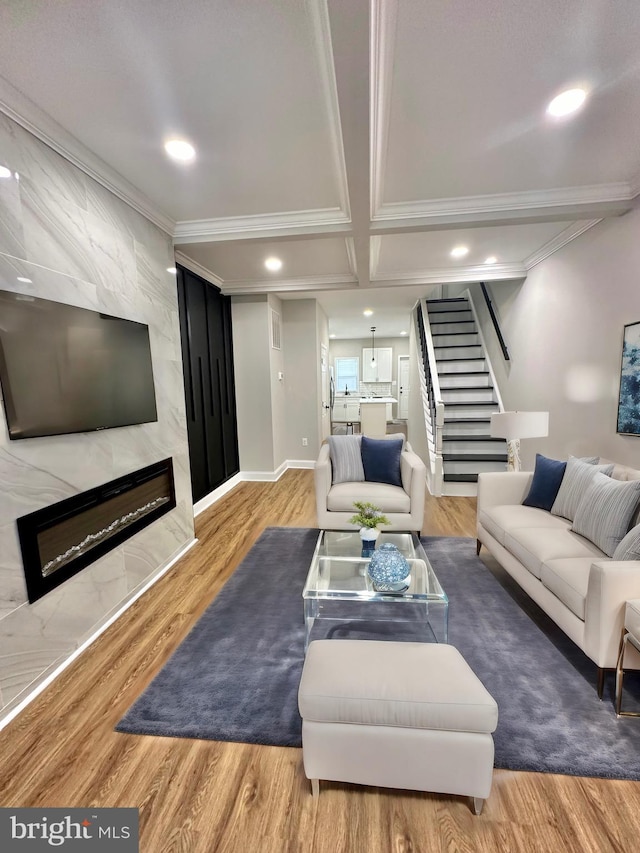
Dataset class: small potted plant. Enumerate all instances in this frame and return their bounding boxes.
[349,501,390,548]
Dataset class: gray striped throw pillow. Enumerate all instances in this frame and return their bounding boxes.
[551,456,614,521]
[328,435,365,484]
[613,523,640,561]
[572,472,640,557]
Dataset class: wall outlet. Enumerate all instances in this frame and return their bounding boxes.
[302,437,308,446]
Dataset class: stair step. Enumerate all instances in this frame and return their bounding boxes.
[442,438,507,453]
[440,388,495,403]
[438,373,493,391]
[435,345,483,359]
[426,297,469,304]
[444,473,479,483]
[435,358,486,373]
[443,453,508,462]
[444,459,508,474]
[432,333,480,347]
[427,310,473,323]
[442,420,492,437]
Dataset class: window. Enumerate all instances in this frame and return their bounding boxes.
[335,357,359,393]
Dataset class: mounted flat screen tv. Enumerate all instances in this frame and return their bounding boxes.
[0,290,157,440]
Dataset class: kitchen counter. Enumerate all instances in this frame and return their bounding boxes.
[359,397,397,404]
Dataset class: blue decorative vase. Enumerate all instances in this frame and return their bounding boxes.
[367,542,410,592]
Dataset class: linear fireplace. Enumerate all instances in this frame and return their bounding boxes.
[17,458,176,603]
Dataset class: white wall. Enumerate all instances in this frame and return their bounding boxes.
[0,113,194,719]
[268,294,287,469]
[282,299,324,460]
[471,206,640,469]
[231,295,274,472]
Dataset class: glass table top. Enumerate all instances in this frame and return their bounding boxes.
[303,530,448,603]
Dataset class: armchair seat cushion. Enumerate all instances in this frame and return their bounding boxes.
[327,482,411,514]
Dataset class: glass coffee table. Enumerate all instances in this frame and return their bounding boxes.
[302,530,448,649]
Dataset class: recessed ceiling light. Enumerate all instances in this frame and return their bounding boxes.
[400,331,407,336]
[166,267,177,274]
[450,245,469,258]
[329,333,336,338]
[17,276,32,283]
[264,257,283,272]
[164,138,196,162]
[484,256,497,265]
[546,87,587,118]
[363,309,373,317]
[0,165,11,178]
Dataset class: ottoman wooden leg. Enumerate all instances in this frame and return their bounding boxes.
[473,797,484,816]
[311,779,319,798]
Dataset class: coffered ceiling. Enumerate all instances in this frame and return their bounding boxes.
[0,0,639,338]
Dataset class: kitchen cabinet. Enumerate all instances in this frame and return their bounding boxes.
[362,347,393,382]
[332,398,361,422]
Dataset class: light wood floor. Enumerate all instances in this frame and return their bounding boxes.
[0,470,638,852]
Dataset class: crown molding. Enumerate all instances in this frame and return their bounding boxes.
[173,207,351,243]
[524,220,601,269]
[371,183,634,230]
[370,0,398,218]
[306,0,351,221]
[0,75,175,235]
[220,273,358,296]
[174,251,224,288]
[372,262,526,287]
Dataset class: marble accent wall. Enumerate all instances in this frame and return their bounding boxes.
[0,113,195,719]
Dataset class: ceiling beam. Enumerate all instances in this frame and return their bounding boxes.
[327,0,371,287]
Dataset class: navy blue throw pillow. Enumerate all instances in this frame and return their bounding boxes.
[361,436,403,487]
[522,453,567,511]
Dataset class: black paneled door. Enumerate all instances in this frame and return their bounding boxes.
[176,265,239,503]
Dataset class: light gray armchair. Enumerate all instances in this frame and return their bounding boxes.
[314,438,426,533]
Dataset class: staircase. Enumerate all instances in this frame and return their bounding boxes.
[426,296,508,489]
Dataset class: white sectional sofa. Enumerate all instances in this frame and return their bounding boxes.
[477,460,640,696]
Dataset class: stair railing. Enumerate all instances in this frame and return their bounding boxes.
[465,286,505,414]
[479,282,510,361]
[415,301,444,496]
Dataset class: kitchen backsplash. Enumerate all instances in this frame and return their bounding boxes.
[359,382,392,396]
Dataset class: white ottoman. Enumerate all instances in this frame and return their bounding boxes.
[298,640,498,815]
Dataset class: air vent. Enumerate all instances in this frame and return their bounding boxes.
[271,308,281,350]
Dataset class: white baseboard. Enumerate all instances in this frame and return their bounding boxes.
[194,473,243,516]
[194,460,315,516]
[0,536,198,732]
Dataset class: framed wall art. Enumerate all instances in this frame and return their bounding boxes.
[617,321,640,436]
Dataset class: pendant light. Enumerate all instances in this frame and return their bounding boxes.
[370,326,377,367]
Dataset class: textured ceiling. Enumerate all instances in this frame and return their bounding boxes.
[0,0,638,337]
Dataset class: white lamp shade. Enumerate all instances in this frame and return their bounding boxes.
[490,411,549,440]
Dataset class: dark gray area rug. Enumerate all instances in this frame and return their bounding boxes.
[116,528,640,780]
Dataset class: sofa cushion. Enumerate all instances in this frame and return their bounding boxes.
[504,527,605,580]
[479,505,571,546]
[551,457,614,521]
[328,435,364,484]
[613,523,640,561]
[327,481,411,513]
[361,435,403,486]
[571,472,640,557]
[540,558,594,621]
[522,453,567,511]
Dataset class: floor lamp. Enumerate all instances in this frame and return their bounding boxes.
[490,411,549,471]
